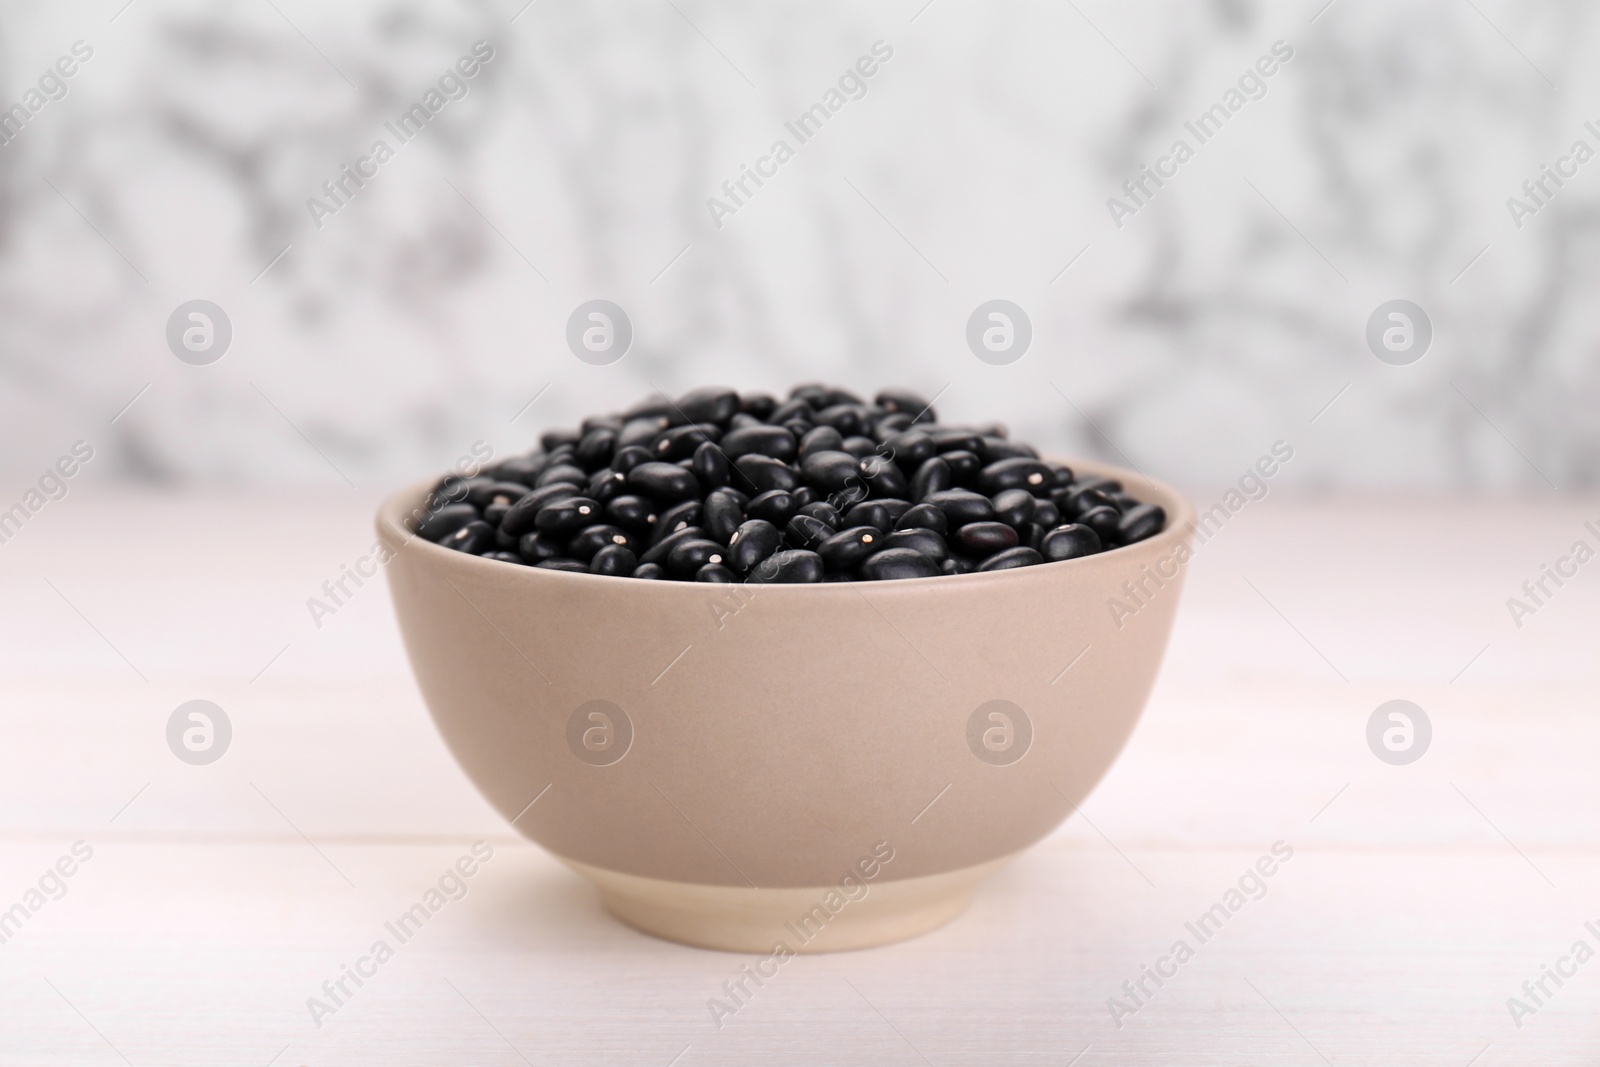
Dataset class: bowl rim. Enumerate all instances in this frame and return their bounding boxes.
[375,454,1195,593]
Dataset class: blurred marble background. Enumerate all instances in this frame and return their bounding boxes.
[1,0,1594,492]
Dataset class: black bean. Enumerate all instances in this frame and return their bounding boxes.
[518,531,565,564]
[955,521,1019,555]
[788,384,831,408]
[1078,505,1124,542]
[536,463,588,489]
[817,526,885,570]
[977,546,1043,571]
[926,489,995,525]
[842,500,895,534]
[493,528,519,552]
[676,386,741,426]
[815,403,868,437]
[628,462,700,502]
[1021,523,1045,551]
[1074,474,1123,495]
[416,503,478,541]
[1048,464,1076,490]
[483,551,524,564]
[1032,499,1062,529]
[647,500,702,546]
[728,412,764,430]
[568,524,636,562]
[978,437,1037,464]
[979,457,1052,494]
[605,494,656,534]
[748,548,823,583]
[440,521,495,554]
[883,527,947,561]
[733,454,799,493]
[770,398,814,423]
[692,440,731,490]
[499,482,581,536]
[931,430,981,453]
[858,454,909,497]
[482,457,540,488]
[581,413,624,434]
[721,424,798,462]
[667,537,729,576]
[1040,523,1101,561]
[618,416,671,450]
[798,501,842,528]
[841,436,878,459]
[798,425,845,458]
[695,563,738,583]
[780,418,813,439]
[785,514,836,550]
[1117,503,1165,543]
[885,430,936,471]
[587,468,627,504]
[535,497,603,536]
[745,489,798,527]
[703,489,745,543]
[791,486,818,508]
[465,480,532,509]
[541,429,582,452]
[740,392,778,419]
[727,519,782,572]
[483,502,511,526]
[872,413,913,442]
[941,449,982,485]
[610,445,653,474]
[651,423,721,462]
[536,558,589,572]
[632,562,667,580]
[639,525,707,567]
[944,554,978,575]
[575,428,617,469]
[800,450,859,493]
[861,548,940,580]
[1060,486,1121,519]
[894,502,948,535]
[720,487,751,510]
[589,543,637,576]
[875,389,936,422]
[991,488,1036,528]
[909,456,951,502]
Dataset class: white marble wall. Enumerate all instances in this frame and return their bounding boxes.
[0,0,1592,491]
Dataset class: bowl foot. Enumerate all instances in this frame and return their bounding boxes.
[563,856,1013,953]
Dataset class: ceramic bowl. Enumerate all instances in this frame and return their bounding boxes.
[376,457,1192,952]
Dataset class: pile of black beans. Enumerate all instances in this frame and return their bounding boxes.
[414,386,1166,582]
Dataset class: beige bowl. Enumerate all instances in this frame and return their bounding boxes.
[377,458,1192,953]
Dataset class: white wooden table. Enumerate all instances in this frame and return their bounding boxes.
[2,489,1597,1065]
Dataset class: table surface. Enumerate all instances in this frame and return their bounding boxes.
[2,488,1598,1066]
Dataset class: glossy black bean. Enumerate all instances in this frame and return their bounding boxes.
[785,514,836,550]
[1117,503,1165,543]
[441,520,494,554]
[930,430,982,453]
[1061,486,1121,519]
[1073,474,1123,495]
[728,412,763,431]
[536,463,588,489]
[483,502,511,526]
[574,428,617,469]
[1048,464,1076,490]
[977,437,1037,464]
[733,454,799,493]
[1032,500,1061,529]
[979,457,1052,494]
[618,416,671,450]
[841,436,878,459]
[1021,523,1045,551]
[884,430,936,471]
[610,445,653,474]
[941,449,982,485]
[748,548,824,584]
[858,454,909,498]
[726,519,781,572]
[667,537,729,577]
[798,425,845,459]
[647,500,702,546]
[589,543,637,576]
[770,397,814,423]
[721,424,797,462]
[909,456,951,502]
[815,403,868,437]
[676,386,740,426]
[791,486,819,508]
[627,462,700,502]
[427,475,475,507]
[817,526,884,570]
[499,482,581,536]
[873,413,914,442]
[925,489,995,525]
[843,500,895,534]
[977,546,1043,571]
[540,429,581,452]
[883,527,947,561]
[605,494,656,533]
[650,423,721,462]
[800,450,859,493]
[702,489,745,544]
[631,562,667,580]
[581,413,624,434]
[740,392,778,419]
[1039,523,1101,561]
[482,456,541,488]
[1078,505,1124,543]
[692,440,731,490]
[1110,491,1141,511]
[779,418,813,439]
[536,558,589,572]
[465,480,531,509]
[535,497,603,536]
[943,553,978,575]
[894,502,948,535]
[587,468,627,504]
[521,529,568,564]
[493,528,519,552]
[860,547,940,580]
[568,524,637,562]
[695,563,738,583]
[416,503,478,541]
[991,488,1036,528]
[876,389,936,422]
[954,521,1019,555]
[483,551,524,564]
[638,525,707,567]
[798,501,842,528]
[745,489,797,527]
